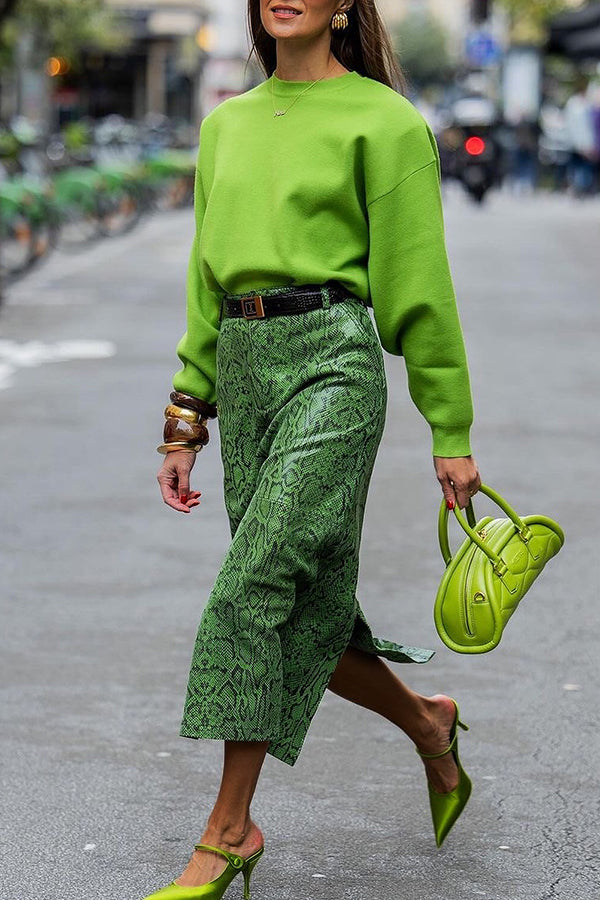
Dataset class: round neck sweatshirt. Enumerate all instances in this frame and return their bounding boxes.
[173,70,473,457]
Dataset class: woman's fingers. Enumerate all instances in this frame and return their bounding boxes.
[453,480,472,511]
[450,473,474,511]
[433,455,481,510]
[438,472,457,510]
[157,451,201,514]
[183,491,202,511]
[176,459,195,504]
[157,473,190,513]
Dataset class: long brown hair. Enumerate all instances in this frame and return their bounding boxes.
[246,1,406,94]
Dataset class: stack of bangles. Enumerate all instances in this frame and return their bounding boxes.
[156,390,218,455]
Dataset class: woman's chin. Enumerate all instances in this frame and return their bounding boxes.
[265,26,305,39]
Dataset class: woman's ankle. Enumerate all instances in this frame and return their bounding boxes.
[202,817,263,851]
[411,695,455,750]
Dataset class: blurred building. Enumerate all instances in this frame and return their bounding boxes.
[548,2,600,60]
[2,0,511,128]
[197,0,255,114]
[81,0,211,122]
[13,0,214,127]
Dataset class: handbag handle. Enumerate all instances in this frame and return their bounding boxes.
[438,483,533,571]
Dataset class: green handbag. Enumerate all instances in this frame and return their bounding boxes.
[434,484,565,654]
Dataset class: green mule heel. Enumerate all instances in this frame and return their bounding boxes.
[141,844,264,900]
[416,699,472,848]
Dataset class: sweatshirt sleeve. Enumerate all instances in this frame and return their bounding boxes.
[366,122,474,457]
[171,136,222,407]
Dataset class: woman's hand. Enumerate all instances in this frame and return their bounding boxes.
[157,450,202,513]
[433,455,481,510]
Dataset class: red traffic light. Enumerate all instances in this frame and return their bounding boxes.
[465,136,486,156]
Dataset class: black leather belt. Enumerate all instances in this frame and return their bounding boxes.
[221,282,364,320]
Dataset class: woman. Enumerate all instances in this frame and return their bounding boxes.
[150,1,482,898]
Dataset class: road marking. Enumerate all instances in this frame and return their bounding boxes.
[0,339,116,389]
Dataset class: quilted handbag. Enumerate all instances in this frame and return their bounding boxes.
[434,484,564,654]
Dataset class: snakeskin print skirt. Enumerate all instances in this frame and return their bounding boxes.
[179,284,435,766]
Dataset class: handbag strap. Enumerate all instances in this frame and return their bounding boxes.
[438,496,476,566]
[438,483,533,572]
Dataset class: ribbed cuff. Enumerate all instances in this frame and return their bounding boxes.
[172,367,217,411]
[431,424,472,458]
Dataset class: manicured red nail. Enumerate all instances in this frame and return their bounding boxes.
[447,498,455,510]
[180,494,188,504]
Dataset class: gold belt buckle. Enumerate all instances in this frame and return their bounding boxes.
[240,295,265,319]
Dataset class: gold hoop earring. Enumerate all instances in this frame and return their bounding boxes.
[331,10,349,30]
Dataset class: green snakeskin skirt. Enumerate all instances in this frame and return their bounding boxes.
[179,284,435,766]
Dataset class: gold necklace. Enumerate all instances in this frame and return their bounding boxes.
[271,59,337,118]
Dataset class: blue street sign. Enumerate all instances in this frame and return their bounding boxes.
[466,30,501,67]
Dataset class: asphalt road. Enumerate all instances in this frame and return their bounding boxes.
[1,187,598,900]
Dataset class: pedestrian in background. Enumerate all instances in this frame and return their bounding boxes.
[149,2,481,898]
[564,74,597,197]
[590,78,600,189]
[538,100,571,193]
[510,114,541,196]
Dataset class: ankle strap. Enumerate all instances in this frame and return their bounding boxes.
[416,720,468,759]
[194,844,245,870]
[416,732,457,759]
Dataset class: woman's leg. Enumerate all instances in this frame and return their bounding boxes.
[175,740,268,887]
[328,646,461,793]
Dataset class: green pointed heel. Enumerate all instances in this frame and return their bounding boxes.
[140,844,264,900]
[416,699,472,848]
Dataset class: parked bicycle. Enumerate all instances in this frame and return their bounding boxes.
[0,115,197,291]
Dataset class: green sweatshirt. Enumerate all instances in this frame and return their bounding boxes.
[173,70,473,457]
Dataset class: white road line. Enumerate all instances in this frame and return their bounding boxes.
[0,339,116,390]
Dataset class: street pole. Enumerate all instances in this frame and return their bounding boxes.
[0,234,4,307]
[471,0,491,25]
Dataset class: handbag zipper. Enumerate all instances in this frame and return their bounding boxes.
[462,548,478,636]
[462,518,495,637]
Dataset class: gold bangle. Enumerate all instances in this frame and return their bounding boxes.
[163,417,209,444]
[164,404,201,424]
[157,441,203,454]
[170,390,217,419]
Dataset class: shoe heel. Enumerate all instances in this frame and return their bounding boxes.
[458,720,469,732]
[242,850,263,900]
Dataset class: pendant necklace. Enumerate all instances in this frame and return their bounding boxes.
[271,59,338,118]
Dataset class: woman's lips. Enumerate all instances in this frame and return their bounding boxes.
[272,7,301,18]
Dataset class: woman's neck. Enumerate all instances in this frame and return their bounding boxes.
[274,41,348,81]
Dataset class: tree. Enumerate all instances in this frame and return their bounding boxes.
[393,12,453,88]
[497,0,585,25]
[0,0,127,72]
[495,0,587,43]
